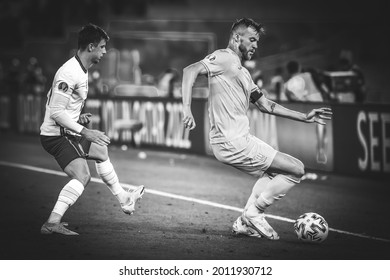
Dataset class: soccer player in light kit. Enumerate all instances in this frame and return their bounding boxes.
[181,18,332,240]
[39,23,145,235]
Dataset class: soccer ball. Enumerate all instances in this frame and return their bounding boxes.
[294,212,329,243]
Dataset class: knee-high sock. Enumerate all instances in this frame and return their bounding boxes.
[95,159,124,196]
[52,179,84,216]
[253,174,300,213]
[244,174,272,210]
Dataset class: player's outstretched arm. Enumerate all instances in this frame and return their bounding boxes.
[182,62,207,130]
[254,94,332,125]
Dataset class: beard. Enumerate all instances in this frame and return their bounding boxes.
[239,44,253,61]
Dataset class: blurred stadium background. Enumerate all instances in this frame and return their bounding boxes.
[1,0,389,177]
[0,0,390,262]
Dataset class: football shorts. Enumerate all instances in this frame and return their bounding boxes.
[40,134,91,170]
[211,134,277,177]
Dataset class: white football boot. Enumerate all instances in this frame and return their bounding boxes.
[242,210,280,240]
[232,216,262,238]
[121,185,145,215]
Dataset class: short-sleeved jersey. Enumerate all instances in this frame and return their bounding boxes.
[201,48,259,144]
[40,55,88,136]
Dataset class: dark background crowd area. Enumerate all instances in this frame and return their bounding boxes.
[0,0,389,103]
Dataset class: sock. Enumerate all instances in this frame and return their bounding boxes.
[254,193,272,212]
[95,159,126,202]
[52,179,84,217]
[244,174,272,210]
[249,174,299,215]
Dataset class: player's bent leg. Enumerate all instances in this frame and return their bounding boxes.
[42,159,89,235]
[256,152,303,209]
[89,142,145,215]
[88,142,109,163]
[267,151,305,182]
[246,153,303,215]
[243,152,304,240]
[244,174,272,210]
[89,142,124,197]
[253,152,303,211]
[64,157,91,186]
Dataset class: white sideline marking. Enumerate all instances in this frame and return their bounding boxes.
[1,160,389,243]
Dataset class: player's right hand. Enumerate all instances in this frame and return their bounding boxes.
[183,107,196,130]
[81,128,111,146]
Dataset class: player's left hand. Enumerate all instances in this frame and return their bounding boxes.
[306,107,332,125]
[78,113,92,125]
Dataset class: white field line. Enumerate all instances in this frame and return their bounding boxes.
[1,160,389,243]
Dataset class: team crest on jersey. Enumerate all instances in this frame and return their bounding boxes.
[58,82,68,93]
[206,54,216,61]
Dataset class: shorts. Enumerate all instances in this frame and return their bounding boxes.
[40,134,91,170]
[211,134,277,178]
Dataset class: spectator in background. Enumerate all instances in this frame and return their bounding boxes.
[333,50,366,103]
[129,49,142,85]
[6,58,22,94]
[117,49,142,85]
[141,73,156,86]
[158,68,180,98]
[32,66,47,96]
[21,57,46,96]
[23,57,47,96]
[284,60,328,164]
[284,60,324,102]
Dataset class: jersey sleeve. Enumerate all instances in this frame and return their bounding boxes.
[48,65,84,134]
[49,93,85,134]
[52,68,76,99]
[200,50,232,77]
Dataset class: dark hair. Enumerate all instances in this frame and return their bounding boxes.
[78,23,109,50]
[286,60,300,75]
[230,18,265,36]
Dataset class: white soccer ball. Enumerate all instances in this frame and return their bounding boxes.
[294,212,329,243]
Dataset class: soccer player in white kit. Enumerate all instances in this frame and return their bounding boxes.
[40,24,145,235]
[182,18,332,240]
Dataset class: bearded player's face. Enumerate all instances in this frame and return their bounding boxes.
[238,27,259,61]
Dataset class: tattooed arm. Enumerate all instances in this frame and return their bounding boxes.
[254,91,332,125]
